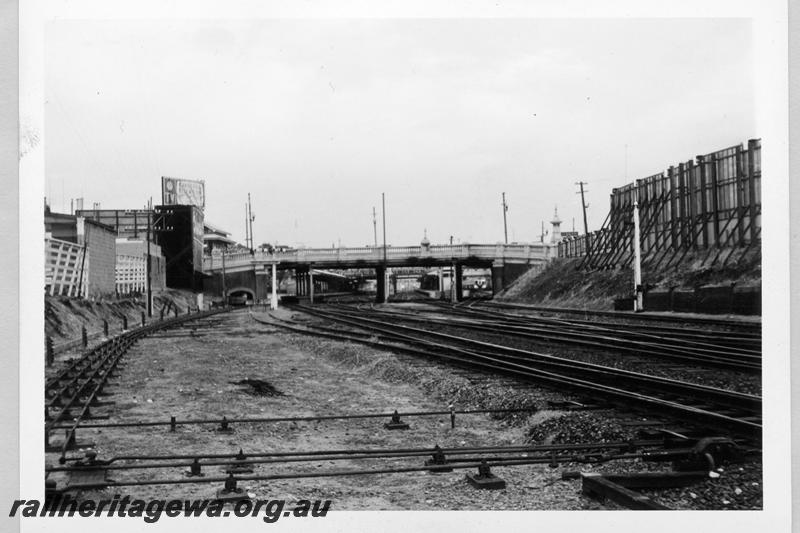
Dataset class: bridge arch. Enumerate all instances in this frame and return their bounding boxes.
[228,287,255,301]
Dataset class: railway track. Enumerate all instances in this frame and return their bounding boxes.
[50,437,750,496]
[346,302,761,373]
[472,300,762,332]
[262,305,761,440]
[44,308,229,461]
[43,305,762,510]
[457,300,761,344]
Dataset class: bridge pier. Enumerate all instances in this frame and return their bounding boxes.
[455,263,463,302]
[271,263,278,309]
[491,260,505,295]
[295,267,309,297]
[376,265,386,303]
[309,268,315,304]
[255,266,270,302]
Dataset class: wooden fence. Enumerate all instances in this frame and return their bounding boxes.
[115,254,147,295]
[45,237,87,297]
[558,138,761,270]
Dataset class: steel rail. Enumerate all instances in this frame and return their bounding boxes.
[469,313,757,357]
[344,305,760,371]
[432,299,763,342]
[45,309,230,460]
[296,306,761,412]
[45,337,132,432]
[51,453,628,473]
[46,337,127,392]
[384,306,761,363]
[46,311,225,395]
[48,407,535,430]
[429,303,762,350]
[475,300,762,331]
[56,456,645,491]
[260,310,761,437]
[48,441,669,473]
[58,439,666,465]
[453,307,762,352]
[274,313,761,427]
[377,300,763,354]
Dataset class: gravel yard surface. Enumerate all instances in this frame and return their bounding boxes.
[47,308,762,511]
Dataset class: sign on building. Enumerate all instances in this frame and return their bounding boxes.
[161,177,206,209]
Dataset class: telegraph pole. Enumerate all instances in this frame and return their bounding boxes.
[501,192,508,244]
[381,193,387,303]
[146,198,153,317]
[576,181,590,253]
[382,194,387,263]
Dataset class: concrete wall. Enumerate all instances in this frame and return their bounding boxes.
[204,269,257,299]
[639,286,761,316]
[492,262,540,295]
[77,218,117,298]
[204,268,278,303]
[504,263,538,287]
[204,267,353,301]
[44,210,79,242]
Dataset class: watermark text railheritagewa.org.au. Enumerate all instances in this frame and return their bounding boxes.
[9,495,332,523]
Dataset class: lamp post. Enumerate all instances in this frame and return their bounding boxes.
[221,244,228,305]
[247,193,255,254]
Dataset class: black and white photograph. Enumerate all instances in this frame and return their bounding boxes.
[7,0,793,531]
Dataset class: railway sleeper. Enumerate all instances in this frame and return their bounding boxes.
[618,419,668,427]
[580,471,712,510]
[45,430,95,453]
[77,405,112,420]
[465,462,506,490]
[384,410,410,430]
[547,400,610,411]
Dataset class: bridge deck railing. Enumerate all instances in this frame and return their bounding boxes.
[203,243,551,271]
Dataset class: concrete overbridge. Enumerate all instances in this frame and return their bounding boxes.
[203,243,553,303]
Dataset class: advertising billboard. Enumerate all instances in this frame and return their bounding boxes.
[161,177,205,209]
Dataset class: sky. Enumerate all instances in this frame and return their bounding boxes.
[44,17,755,248]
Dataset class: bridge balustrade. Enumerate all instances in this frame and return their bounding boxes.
[203,243,551,272]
